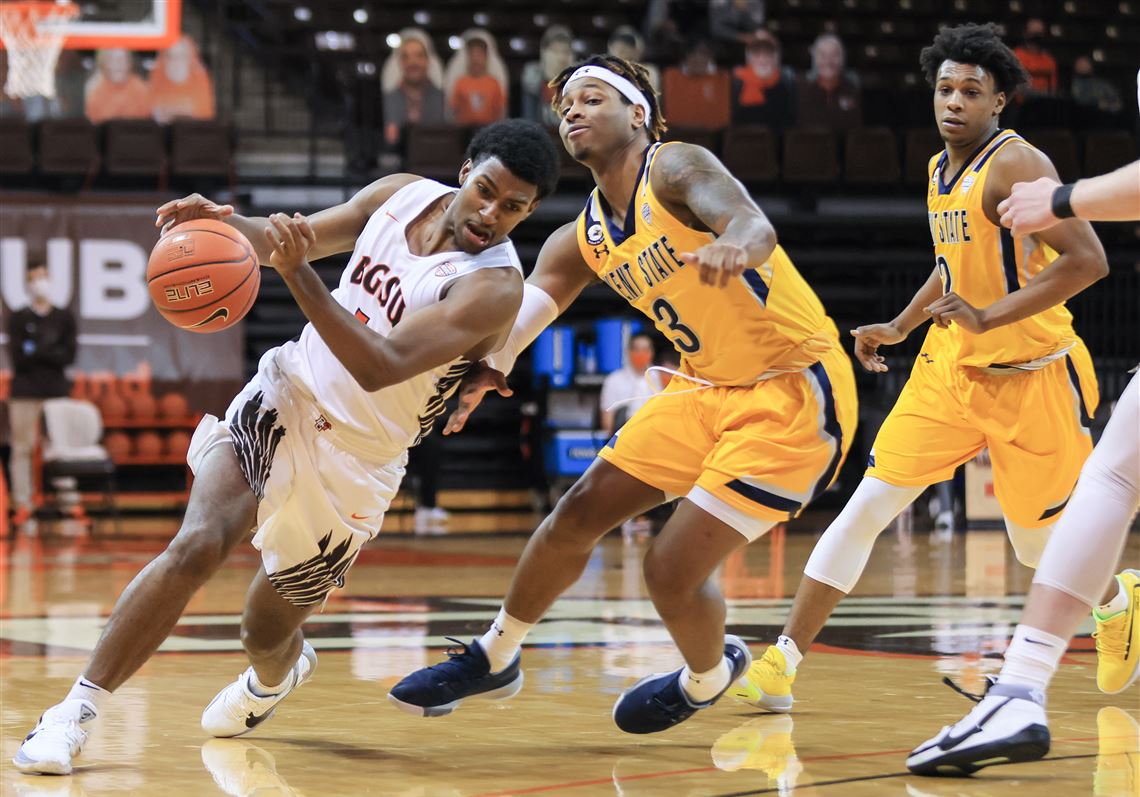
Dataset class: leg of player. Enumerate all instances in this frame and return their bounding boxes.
[13,444,258,775]
[907,374,1139,777]
[388,459,665,717]
[731,477,925,712]
[201,567,319,738]
[611,499,760,734]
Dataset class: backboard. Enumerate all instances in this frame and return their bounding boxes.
[0,0,182,50]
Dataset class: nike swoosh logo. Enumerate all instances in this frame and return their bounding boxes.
[245,710,273,729]
[189,307,229,328]
[937,698,1010,750]
[351,513,372,520]
[1024,637,1054,647]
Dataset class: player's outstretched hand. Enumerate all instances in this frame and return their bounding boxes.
[155,193,234,235]
[997,176,1062,238]
[265,213,316,277]
[850,322,906,373]
[924,291,987,335]
[443,363,513,435]
[681,242,748,288]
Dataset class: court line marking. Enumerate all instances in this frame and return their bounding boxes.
[470,747,1115,797]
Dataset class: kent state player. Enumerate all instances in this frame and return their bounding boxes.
[909,80,1140,776]
[731,23,1127,731]
[389,54,858,734]
[14,120,560,774]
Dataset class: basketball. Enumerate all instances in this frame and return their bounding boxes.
[147,219,259,334]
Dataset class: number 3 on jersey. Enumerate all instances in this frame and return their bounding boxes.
[652,297,701,353]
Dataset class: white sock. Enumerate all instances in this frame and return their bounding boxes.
[248,669,291,697]
[478,608,534,673]
[679,658,732,703]
[65,675,110,715]
[997,624,1067,693]
[775,635,802,673]
[1095,576,1129,619]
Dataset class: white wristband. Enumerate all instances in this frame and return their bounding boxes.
[484,283,559,376]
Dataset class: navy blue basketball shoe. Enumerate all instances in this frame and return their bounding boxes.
[612,635,753,734]
[388,638,523,717]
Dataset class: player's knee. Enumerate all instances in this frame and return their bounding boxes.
[239,622,290,659]
[642,547,694,601]
[546,480,608,542]
[165,521,232,576]
[1083,449,1139,503]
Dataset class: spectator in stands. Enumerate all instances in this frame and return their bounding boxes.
[710,0,766,48]
[85,48,151,123]
[643,0,708,65]
[381,29,445,149]
[796,33,862,131]
[731,29,796,128]
[608,26,661,91]
[446,30,507,127]
[150,36,216,123]
[521,25,575,126]
[1013,18,1057,95]
[662,36,731,130]
[1071,55,1123,114]
[7,264,78,534]
[599,334,657,437]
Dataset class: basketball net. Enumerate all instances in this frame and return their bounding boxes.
[0,1,78,99]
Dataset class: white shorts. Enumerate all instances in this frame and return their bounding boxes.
[188,351,406,606]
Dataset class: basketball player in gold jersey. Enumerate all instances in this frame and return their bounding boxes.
[733,24,1126,726]
[390,54,858,733]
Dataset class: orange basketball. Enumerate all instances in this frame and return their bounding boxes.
[135,431,164,458]
[158,392,190,419]
[147,219,259,333]
[165,430,192,458]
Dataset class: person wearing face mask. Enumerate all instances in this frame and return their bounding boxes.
[599,333,658,437]
[731,29,796,129]
[6,265,78,531]
[795,34,862,132]
[1012,18,1057,95]
[149,36,216,124]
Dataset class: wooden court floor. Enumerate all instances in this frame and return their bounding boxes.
[1,522,1138,796]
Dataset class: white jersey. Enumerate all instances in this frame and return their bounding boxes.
[275,178,522,462]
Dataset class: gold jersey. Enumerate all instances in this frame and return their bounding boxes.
[925,128,1080,366]
[575,141,838,386]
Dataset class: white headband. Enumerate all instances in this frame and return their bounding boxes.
[565,65,652,125]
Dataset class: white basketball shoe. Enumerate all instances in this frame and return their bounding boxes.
[202,641,317,738]
[907,681,1050,776]
[12,699,98,775]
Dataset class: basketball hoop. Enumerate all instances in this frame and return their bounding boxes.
[0,1,79,99]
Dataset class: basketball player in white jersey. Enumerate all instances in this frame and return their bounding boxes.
[14,119,560,775]
[909,147,1140,774]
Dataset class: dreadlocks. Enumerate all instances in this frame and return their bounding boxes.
[548,54,667,141]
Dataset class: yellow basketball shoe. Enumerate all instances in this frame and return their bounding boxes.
[728,646,795,712]
[1094,707,1139,797]
[711,715,803,789]
[1094,570,1140,694]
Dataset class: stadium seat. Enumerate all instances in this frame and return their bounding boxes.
[783,128,839,185]
[38,119,99,181]
[662,127,721,154]
[404,124,468,182]
[103,120,167,186]
[170,120,234,188]
[1083,130,1137,178]
[721,125,778,186]
[903,126,943,185]
[1023,129,1080,183]
[0,118,34,176]
[844,127,901,185]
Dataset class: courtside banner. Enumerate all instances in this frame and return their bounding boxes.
[0,198,244,408]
